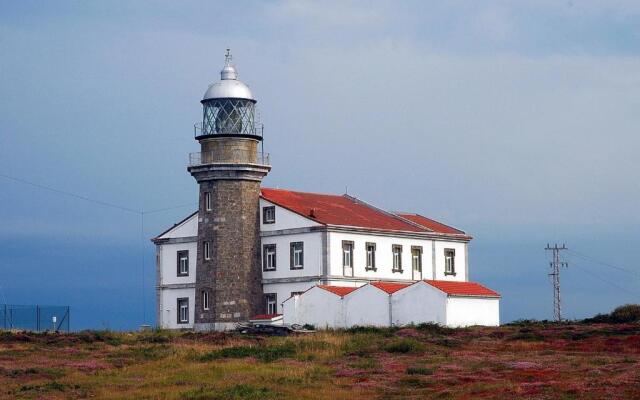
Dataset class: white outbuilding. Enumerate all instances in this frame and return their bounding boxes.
[282,279,500,329]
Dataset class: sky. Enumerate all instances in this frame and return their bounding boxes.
[1,0,639,330]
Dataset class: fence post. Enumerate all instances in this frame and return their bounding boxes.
[36,306,40,332]
[3,304,6,330]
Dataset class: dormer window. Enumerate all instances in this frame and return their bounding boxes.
[263,206,275,224]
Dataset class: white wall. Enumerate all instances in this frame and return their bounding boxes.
[282,287,344,329]
[158,213,198,239]
[433,240,467,281]
[260,199,321,231]
[446,297,500,327]
[159,242,197,285]
[159,287,195,329]
[391,281,447,326]
[261,232,323,280]
[327,232,467,282]
[263,281,319,314]
[343,285,390,327]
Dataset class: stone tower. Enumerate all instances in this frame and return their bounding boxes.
[188,50,270,331]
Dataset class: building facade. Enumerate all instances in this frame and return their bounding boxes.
[152,52,500,330]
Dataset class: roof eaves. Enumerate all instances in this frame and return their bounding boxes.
[343,194,428,232]
[151,210,198,243]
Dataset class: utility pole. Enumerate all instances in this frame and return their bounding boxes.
[545,243,568,322]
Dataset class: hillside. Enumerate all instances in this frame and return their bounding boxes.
[0,322,639,399]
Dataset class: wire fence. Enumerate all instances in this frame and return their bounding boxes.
[0,304,70,332]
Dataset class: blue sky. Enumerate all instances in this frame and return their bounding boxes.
[1,1,639,330]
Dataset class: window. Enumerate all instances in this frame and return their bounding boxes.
[290,242,304,269]
[263,244,277,271]
[291,291,304,297]
[205,192,212,211]
[203,241,211,260]
[412,246,422,279]
[445,248,456,275]
[177,250,189,276]
[263,206,275,224]
[365,242,376,270]
[342,241,354,276]
[392,245,403,272]
[177,298,189,324]
[202,291,210,311]
[265,293,277,315]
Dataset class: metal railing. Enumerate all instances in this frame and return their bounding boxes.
[189,151,270,167]
[194,122,264,138]
[1,304,70,332]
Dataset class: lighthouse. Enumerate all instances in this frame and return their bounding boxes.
[188,50,270,331]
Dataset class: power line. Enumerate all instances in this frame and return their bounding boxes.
[570,261,639,299]
[0,172,141,214]
[566,249,640,280]
[1,171,196,327]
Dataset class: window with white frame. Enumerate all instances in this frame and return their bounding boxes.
[265,293,277,314]
[205,192,212,211]
[365,242,376,270]
[392,245,403,272]
[445,248,456,275]
[177,298,189,324]
[202,291,210,311]
[411,246,422,272]
[177,250,189,276]
[263,206,275,224]
[263,244,276,271]
[203,241,211,260]
[290,242,304,269]
[342,241,354,276]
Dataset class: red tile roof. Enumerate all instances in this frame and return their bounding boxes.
[396,213,466,235]
[425,280,500,298]
[250,313,282,320]
[318,285,358,297]
[261,188,464,234]
[371,281,412,294]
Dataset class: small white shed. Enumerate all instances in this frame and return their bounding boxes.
[282,285,357,329]
[392,280,500,327]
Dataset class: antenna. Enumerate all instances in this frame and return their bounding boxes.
[545,243,568,322]
[225,48,232,64]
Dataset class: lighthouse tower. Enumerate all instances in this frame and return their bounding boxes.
[188,50,270,331]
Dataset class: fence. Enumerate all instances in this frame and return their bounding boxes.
[0,304,70,332]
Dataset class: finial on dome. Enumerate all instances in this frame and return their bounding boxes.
[220,48,238,80]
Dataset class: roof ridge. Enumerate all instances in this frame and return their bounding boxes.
[396,212,466,235]
[343,194,430,232]
[261,187,343,198]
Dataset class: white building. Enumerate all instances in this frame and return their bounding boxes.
[153,187,500,329]
[152,50,500,330]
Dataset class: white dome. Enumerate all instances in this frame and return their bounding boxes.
[202,50,255,101]
[203,79,254,101]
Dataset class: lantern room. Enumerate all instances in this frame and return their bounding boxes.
[197,49,260,139]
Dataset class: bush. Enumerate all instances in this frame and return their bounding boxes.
[384,338,424,354]
[583,304,640,324]
[415,323,454,335]
[181,384,276,400]
[406,367,433,375]
[611,304,640,323]
[197,343,296,363]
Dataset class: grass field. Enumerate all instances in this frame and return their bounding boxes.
[0,322,639,399]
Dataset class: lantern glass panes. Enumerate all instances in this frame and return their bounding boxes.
[202,98,256,136]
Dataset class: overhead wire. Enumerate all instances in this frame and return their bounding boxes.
[0,171,197,325]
